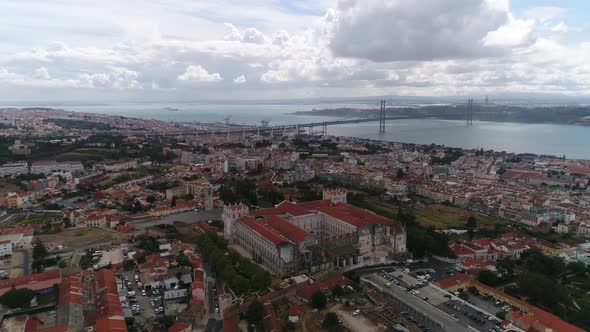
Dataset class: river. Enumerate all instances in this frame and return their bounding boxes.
[59,103,590,160]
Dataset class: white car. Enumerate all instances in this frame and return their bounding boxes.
[352,310,360,316]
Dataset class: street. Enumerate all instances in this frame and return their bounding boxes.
[14,249,31,275]
[204,263,222,332]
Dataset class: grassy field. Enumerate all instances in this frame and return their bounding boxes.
[37,227,128,249]
[416,204,507,229]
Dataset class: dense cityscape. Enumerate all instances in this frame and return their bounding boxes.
[0,107,587,332]
[2,0,590,331]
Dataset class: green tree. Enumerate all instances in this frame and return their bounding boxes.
[322,312,343,332]
[466,215,477,240]
[477,269,500,286]
[246,301,264,325]
[332,285,345,297]
[516,272,569,311]
[32,238,49,272]
[250,270,271,290]
[311,291,327,310]
[1,288,35,308]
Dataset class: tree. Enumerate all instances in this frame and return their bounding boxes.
[322,312,342,331]
[466,215,477,240]
[1,287,35,308]
[477,269,500,286]
[332,285,345,297]
[246,301,264,325]
[567,261,587,275]
[396,168,404,179]
[32,238,48,273]
[146,195,156,203]
[311,291,327,310]
[466,216,477,229]
[516,273,569,311]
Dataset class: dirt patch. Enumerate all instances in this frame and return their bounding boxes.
[328,304,384,332]
[37,227,128,249]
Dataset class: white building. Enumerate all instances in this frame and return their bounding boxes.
[99,160,138,172]
[30,161,83,175]
[223,190,406,277]
[0,240,12,257]
[0,162,29,177]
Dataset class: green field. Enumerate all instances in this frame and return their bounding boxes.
[416,204,507,229]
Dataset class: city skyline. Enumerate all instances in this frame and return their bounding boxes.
[1,0,589,103]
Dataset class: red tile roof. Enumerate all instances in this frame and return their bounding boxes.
[264,215,309,244]
[0,270,61,296]
[95,317,128,332]
[435,274,472,289]
[36,324,70,332]
[276,201,311,216]
[240,216,287,246]
[168,322,191,332]
[263,302,282,332]
[318,203,389,228]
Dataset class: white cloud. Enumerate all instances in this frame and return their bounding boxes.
[525,6,566,23]
[33,67,50,79]
[271,30,290,46]
[223,23,267,44]
[483,18,536,47]
[177,65,222,82]
[78,67,142,89]
[0,0,589,100]
[327,0,534,62]
[233,75,246,84]
[223,23,243,41]
[550,21,569,34]
[242,28,266,44]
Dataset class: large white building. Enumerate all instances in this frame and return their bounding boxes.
[223,189,407,277]
[0,162,29,177]
[30,160,84,175]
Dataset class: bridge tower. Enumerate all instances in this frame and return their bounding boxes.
[379,100,386,133]
[322,122,327,136]
[467,98,474,125]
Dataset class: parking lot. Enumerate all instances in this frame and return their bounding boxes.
[119,270,163,323]
[370,271,503,332]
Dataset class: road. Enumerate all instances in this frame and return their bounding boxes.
[15,249,31,275]
[204,263,222,332]
[130,209,222,234]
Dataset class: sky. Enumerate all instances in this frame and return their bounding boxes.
[0,0,589,103]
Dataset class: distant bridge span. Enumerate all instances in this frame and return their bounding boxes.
[155,111,493,138]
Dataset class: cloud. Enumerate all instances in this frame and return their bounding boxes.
[0,0,589,100]
[525,6,566,23]
[177,65,222,82]
[78,67,142,89]
[33,67,50,79]
[271,30,290,46]
[327,0,534,62]
[233,75,246,84]
[223,23,243,41]
[242,28,266,44]
[483,18,536,47]
[550,22,569,34]
[223,23,267,44]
